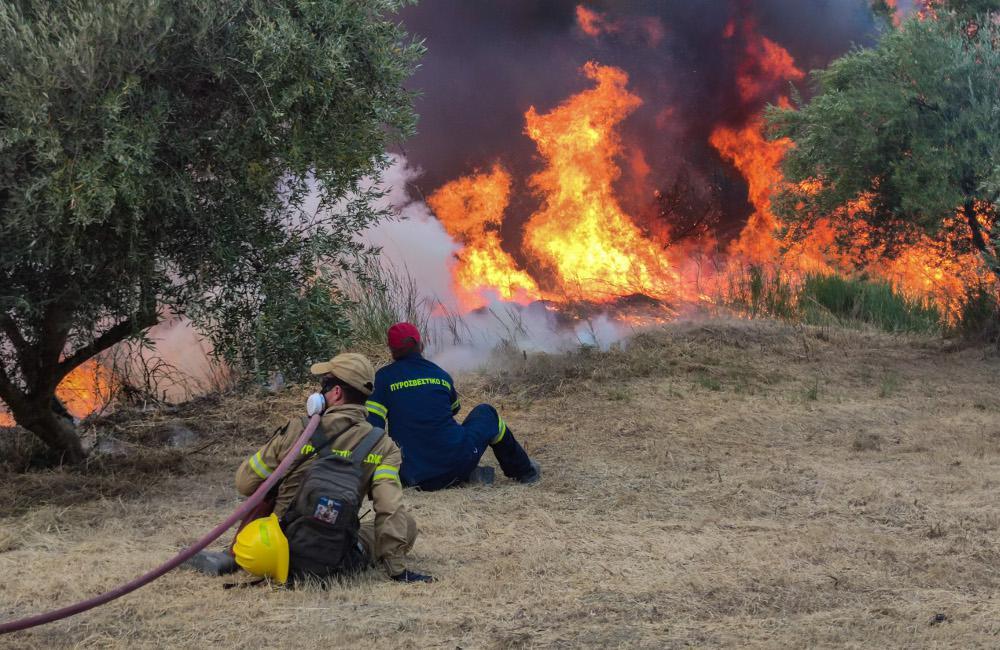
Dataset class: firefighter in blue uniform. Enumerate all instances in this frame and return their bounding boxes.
[366,322,540,490]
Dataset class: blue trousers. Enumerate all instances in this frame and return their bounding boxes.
[412,404,532,491]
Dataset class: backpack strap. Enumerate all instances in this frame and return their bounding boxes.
[266,419,332,499]
[307,425,336,459]
[350,426,386,469]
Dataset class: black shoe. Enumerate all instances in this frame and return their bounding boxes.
[184,550,239,576]
[516,459,541,485]
[467,465,496,486]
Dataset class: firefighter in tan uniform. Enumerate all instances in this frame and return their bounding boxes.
[188,353,431,583]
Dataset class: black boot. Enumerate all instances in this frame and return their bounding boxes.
[491,428,534,481]
[516,458,541,484]
[466,465,496,486]
[184,550,239,576]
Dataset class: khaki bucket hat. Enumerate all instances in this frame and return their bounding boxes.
[309,352,375,396]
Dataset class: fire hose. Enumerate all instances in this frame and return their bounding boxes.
[0,413,321,635]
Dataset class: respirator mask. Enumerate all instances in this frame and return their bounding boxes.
[306,376,338,417]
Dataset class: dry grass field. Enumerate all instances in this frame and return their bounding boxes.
[3,318,1000,648]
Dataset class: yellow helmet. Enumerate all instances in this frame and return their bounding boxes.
[233,514,289,583]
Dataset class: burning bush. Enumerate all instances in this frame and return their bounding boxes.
[768,9,1000,293]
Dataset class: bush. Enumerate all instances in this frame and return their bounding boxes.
[251,281,354,383]
[724,265,796,320]
[340,260,438,354]
[799,274,941,334]
[954,284,1000,344]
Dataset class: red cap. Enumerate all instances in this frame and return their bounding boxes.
[387,322,421,350]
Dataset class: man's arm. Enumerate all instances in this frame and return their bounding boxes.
[234,417,302,496]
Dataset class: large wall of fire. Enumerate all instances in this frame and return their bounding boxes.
[401,0,987,313]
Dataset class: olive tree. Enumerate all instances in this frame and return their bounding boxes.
[0,0,422,462]
[768,4,1000,277]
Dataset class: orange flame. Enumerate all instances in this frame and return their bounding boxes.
[576,5,665,47]
[710,117,789,264]
[575,5,608,38]
[429,11,993,323]
[734,19,804,104]
[874,212,993,318]
[57,359,115,419]
[710,117,839,274]
[523,62,681,301]
[884,0,903,26]
[710,104,992,320]
[427,164,542,309]
[0,358,114,428]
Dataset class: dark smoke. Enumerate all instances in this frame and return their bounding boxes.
[397,0,880,246]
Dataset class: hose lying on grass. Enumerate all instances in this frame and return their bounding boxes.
[0,414,321,635]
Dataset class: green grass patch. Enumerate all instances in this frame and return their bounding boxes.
[953,283,1000,343]
[724,267,942,334]
[799,274,940,334]
[724,265,796,320]
[340,259,440,352]
[878,371,901,398]
[804,378,820,401]
[697,375,722,391]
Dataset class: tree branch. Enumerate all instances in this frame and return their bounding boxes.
[964,199,988,253]
[964,198,1000,282]
[36,296,74,372]
[0,313,32,363]
[0,357,23,412]
[56,310,159,382]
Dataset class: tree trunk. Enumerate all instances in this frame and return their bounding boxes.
[10,398,86,465]
[963,198,1000,283]
[1,300,161,465]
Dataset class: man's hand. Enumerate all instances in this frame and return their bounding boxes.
[391,569,435,583]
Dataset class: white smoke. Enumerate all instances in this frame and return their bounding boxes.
[111,154,652,399]
[359,155,461,310]
[363,155,651,373]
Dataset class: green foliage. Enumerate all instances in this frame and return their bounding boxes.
[954,283,1000,343]
[723,266,942,333]
[869,0,897,25]
[250,282,354,383]
[946,0,1000,18]
[878,371,901,398]
[800,274,941,333]
[697,375,722,391]
[876,1,1000,23]
[725,265,796,319]
[768,12,1000,275]
[0,0,422,459]
[340,259,437,354]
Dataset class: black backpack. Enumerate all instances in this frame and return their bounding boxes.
[281,424,385,581]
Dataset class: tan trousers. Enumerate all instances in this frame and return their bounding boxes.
[356,509,418,570]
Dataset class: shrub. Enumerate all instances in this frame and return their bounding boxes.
[799,274,940,334]
[250,282,354,383]
[954,283,1000,344]
[724,265,796,320]
[340,260,438,354]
